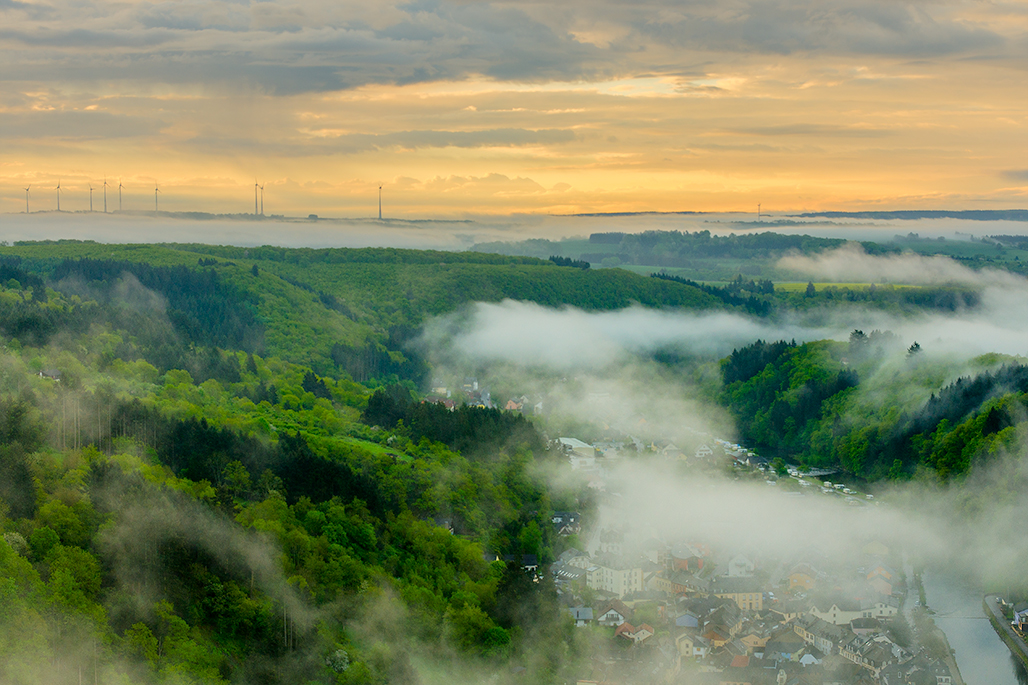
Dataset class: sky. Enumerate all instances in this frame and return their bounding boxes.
[1,0,1026,218]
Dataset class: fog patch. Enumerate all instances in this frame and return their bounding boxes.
[422,299,828,370]
[779,242,1023,287]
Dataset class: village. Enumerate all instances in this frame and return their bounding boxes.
[547,436,955,685]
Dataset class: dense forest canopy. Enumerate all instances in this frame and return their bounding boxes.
[0,236,1026,684]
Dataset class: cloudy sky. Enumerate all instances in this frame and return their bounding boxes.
[1,0,1026,217]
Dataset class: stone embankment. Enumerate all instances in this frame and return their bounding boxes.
[984,594,1028,669]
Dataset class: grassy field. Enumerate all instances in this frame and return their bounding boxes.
[775,282,924,292]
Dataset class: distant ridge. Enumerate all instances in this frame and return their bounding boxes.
[792,209,1028,222]
[557,211,708,217]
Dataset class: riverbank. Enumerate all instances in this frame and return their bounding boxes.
[916,571,962,682]
[984,595,1028,670]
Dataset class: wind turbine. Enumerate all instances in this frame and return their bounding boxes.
[154,182,160,212]
[118,179,123,211]
[378,185,382,220]
[254,180,259,215]
[23,186,29,214]
[55,179,62,211]
[259,182,264,216]
[102,177,109,213]
[89,183,94,212]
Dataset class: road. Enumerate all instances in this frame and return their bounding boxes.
[984,594,1028,668]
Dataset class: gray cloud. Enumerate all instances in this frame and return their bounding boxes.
[1002,169,1028,181]
[0,110,164,140]
[0,0,1013,99]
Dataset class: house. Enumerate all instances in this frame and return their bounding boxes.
[713,577,764,611]
[769,598,811,624]
[503,554,539,572]
[614,621,654,644]
[728,555,756,578]
[598,529,625,554]
[793,614,850,655]
[849,617,880,636]
[676,612,700,629]
[551,562,586,585]
[763,627,806,661]
[595,599,634,626]
[39,369,61,381]
[675,632,711,659]
[1013,606,1028,631]
[866,560,898,596]
[787,563,820,591]
[705,603,744,641]
[557,548,589,567]
[809,596,865,626]
[654,569,709,596]
[662,442,686,459]
[568,606,594,627]
[558,438,597,470]
[671,543,706,571]
[551,511,582,536]
[585,554,644,598]
[838,634,894,677]
[739,629,771,653]
[695,444,714,459]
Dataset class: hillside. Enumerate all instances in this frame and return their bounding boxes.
[0,241,723,382]
[0,243,607,684]
[719,335,1028,481]
[471,229,1028,282]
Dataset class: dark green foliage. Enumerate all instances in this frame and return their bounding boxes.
[302,371,332,400]
[721,339,796,385]
[652,272,772,315]
[548,256,589,269]
[0,443,36,519]
[50,258,265,354]
[721,341,858,460]
[362,385,414,428]
[363,387,546,457]
[586,229,846,266]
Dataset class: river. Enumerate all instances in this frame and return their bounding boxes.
[922,571,1028,685]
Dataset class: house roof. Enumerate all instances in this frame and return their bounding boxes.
[713,577,764,594]
[569,607,594,621]
[596,598,633,620]
[556,548,585,564]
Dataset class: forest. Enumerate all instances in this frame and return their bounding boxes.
[0,244,603,684]
[719,334,1028,481]
[0,237,1026,684]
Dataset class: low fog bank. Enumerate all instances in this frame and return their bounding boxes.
[585,449,1028,593]
[414,245,1028,595]
[3,212,1028,252]
[781,245,1028,358]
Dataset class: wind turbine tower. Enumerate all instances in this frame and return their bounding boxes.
[89,184,94,212]
[378,185,382,220]
[55,180,61,211]
[118,180,123,211]
[103,177,109,213]
[154,182,160,212]
[254,180,259,215]
[259,182,264,216]
[23,186,29,214]
[757,203,761,221]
